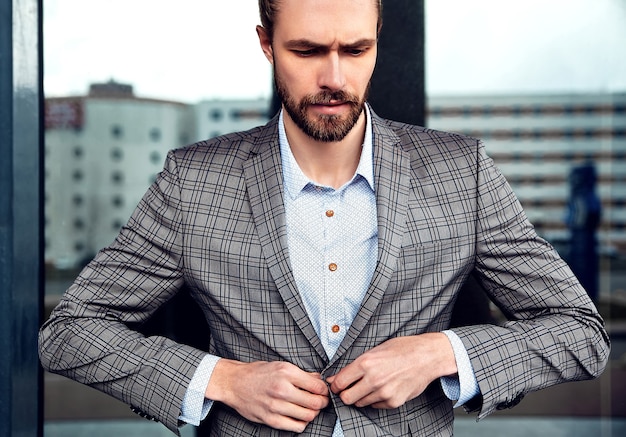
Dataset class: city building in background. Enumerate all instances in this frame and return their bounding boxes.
[428,93,626,256]
[44,84,626,272]
[193,98,272,142]
[44,81,271,269]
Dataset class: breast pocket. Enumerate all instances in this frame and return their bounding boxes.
[384,237,474,313]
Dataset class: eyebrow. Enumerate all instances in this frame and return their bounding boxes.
[284,38,377,50]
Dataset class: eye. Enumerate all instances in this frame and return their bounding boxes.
[294,49,318,57]
[345,47,366,56]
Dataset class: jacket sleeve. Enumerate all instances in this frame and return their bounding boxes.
[451,141,610,418]
[39,150,207,434]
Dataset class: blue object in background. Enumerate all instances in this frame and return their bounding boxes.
[566,162,602,302]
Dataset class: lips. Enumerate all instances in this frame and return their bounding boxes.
[320,100,346,106]
[312,101,347,108]
[310,101,351,115]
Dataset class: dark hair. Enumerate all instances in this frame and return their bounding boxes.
[258,0,383,41]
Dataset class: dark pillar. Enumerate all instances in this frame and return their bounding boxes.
[368,0,426,126]
[0,0,44,436]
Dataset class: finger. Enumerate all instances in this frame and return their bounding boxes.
[296,372,330,396]
[285,385,330,411]
[327,366,363,395]
[351,391,389,408]
[264,413,312,434]
[334,378,376,406]
[268,393,327,425]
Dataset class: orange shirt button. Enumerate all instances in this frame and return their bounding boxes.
[328,263,338,272]
[331,325,341,333]
[326,210,335,218]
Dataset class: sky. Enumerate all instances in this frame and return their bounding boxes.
[43,0,626,103]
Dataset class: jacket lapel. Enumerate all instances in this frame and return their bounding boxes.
[242,112,412,364]
[242,118,328,362]
[331,111,412,362]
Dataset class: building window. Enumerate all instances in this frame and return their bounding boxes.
[73,146,84,159]
[72,194,84,206]
[112,219,125,230]
[111,124,123,139]
[73,218,85,230]
[111,170,124,185]
[209,108,223,121]
[149,128,161,142]
[72,169,84,181]
[74,241,85,252]
[150,151,161,165]
[112,195,124,208]
[111,147,123,162]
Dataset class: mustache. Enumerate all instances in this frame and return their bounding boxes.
[302,90,360,106]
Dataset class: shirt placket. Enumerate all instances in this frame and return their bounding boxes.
[321,189,345,356]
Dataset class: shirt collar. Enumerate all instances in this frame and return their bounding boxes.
[279,105,375,200]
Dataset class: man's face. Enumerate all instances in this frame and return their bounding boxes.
[259,0,378,142]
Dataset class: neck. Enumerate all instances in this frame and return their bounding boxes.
[283,109,366,189]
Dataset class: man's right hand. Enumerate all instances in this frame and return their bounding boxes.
[205,359,330,433]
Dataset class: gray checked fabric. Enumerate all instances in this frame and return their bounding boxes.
[39,107,610,436]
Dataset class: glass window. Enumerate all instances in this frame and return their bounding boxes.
[149,127,161,142]
[73,146,83,158]
[111,124,123,139]
[209,108,223,120]
[110,147,123,162]
[111,195,124,208]
[149,151,161,164]
[71,169,83,181]
[111,170,124,184]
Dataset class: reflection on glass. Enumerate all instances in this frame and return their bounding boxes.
[42,0,626,435]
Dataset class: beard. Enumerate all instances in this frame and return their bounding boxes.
[274,70,368,143]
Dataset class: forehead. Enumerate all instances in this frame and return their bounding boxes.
[273,0,378,43]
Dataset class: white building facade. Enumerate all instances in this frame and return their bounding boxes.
[45,83,195,268]
[45,84,272,270]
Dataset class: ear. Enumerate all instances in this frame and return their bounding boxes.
[256,25,274,65]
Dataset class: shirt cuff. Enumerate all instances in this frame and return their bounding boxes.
[440,330,480,407]
[179,354,221,426]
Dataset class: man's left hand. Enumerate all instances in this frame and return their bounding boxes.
[326,333,457,409]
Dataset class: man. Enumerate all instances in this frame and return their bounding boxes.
[39,0,610,436]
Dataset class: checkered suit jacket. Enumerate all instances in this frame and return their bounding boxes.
[39,108,609,436]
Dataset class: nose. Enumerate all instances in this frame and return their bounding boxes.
[318,52,346,91]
